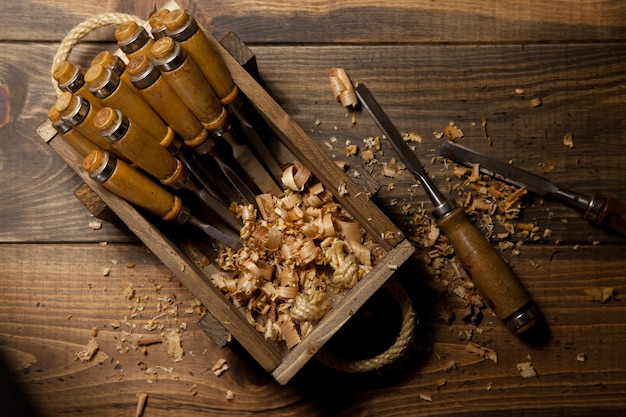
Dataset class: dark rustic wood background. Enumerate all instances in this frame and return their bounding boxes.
[1,1,625,416]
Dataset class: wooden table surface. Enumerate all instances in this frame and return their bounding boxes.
[2,1,625,416]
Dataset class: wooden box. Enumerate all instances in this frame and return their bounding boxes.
[37,8,415,385]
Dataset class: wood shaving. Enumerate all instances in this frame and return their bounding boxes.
[563,132,574,148]
[89,220,102,230]
[215,164,383,348]
[212,358,229,376]
[466,342,498,364]
[516,361,537,378]
[225,390,235,401]
[162,328,184,363]
[329,68,358,108]
[529,97,542,107]
[122,281,135,300]
[135,393,148,417]
[419,393,433,402]
[75,338,99,362]
[443,122,464,140]
[577,353,587,362]
[583,286,617,303]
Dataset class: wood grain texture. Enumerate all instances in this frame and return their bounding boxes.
[2,0,626,415]
[1,244,625,416]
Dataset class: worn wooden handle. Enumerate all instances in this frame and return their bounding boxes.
[126,54,207,144]
[597,196,626,237]
[83,150,183,222]
[164,9,238,105]
[94,107,187,189]
[85,63,169,142]
[151,36,227,131]
[436,207,538,333]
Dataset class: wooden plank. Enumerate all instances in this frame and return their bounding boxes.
[2,0,625,43]
[1,243,625,416]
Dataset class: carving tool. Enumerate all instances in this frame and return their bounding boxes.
[163,8,284,183]
[83,149,242,249]
[355,83,540,335]
[54,92,115,153]
[52,60,102,106]
[94,107,242,232]
[85,63,170,144]
[126,53,242,206]
[439,140,626,236]
[151,36,281,198]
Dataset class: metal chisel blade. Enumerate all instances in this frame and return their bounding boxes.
[438,140,560,196]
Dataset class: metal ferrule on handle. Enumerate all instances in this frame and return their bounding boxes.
[97,108,129,142]
[128,58,161,90]
[154,41,187,72]
[164,10,198,41]
[88,67,120,99]
[57,67,84,93]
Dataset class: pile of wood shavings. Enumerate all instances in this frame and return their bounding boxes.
[214,162,385,349]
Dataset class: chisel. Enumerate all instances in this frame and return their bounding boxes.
[83,149,242,250]
[163,8,284,183]
[355,83,541,335]
[151,36,282,197]
[439,140,626,236]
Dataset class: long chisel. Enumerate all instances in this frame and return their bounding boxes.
[439,140,626,236]
[83,149,242,250]
[355,83,541,336]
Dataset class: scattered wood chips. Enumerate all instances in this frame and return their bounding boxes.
[214,162,384,349]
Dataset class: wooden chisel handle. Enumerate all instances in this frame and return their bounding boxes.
[151,36,228,132]
[436,207,540,334]
[48,106,101,157]
[94,107,189,190]
[126,54,208,145]
[595,195,626,236]
[54,92,111,151]
[83,149,185,222]
[164,9,238,105]
[85,63,171,144]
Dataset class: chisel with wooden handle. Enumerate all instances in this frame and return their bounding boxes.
[355,83,541,335]
[439,140,626,237]
[151,36,282,197]
[163,8,284,183]
[93,106,242,232]
[83,149,242,250]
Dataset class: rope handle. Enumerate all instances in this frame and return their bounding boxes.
[51,12,145,96]
[316,278,416,373]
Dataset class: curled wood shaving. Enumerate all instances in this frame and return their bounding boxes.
[329,68,358,108]
[215,164,383,348]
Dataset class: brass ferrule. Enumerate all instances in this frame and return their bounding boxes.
[57,67,85,94]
